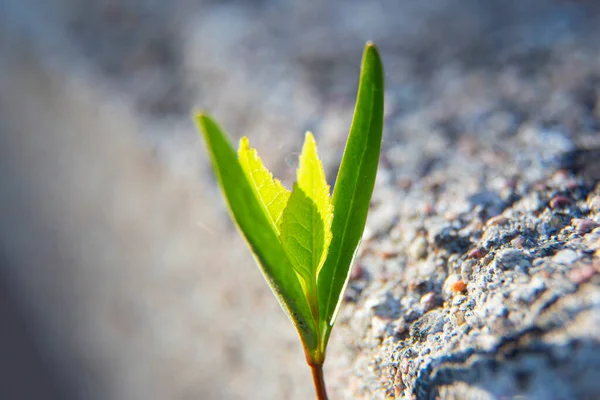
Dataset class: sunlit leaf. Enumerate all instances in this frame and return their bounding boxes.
[194,114,317,352]
[280,132,333,291]
[238,136,290,229]
[194,42,385,398]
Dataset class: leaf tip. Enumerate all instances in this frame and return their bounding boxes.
[193,111,209,138]
[238,136,250,152]
[304,131,316,146]
[364,42,381,59]
[193,110,208,123]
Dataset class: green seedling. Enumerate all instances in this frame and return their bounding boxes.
[194,42,383,399]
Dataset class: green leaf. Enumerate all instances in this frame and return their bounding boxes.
[194,113,318,352]
[280,132,333,289]
[317,43,385,352]
[194,41,385,378]
[238,136,291,230]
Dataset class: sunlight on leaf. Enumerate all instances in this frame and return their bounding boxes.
[238,136,291,230]
[195,114,317,352]
[280,132,333,287]
[194,42,384,400]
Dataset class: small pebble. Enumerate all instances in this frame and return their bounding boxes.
[511,235,526,248]
[443,274,462,297]
[444,210,459,220]
[553,169,569,180]
[418,260,437,278]
[588,196,600,212]
[349,264,365,281]
[393,320,408,336]
[486,215,508,227]
[553,249,579,265]
[569,265,597,284]
[420,292,440,312]
[468,247,488,258]
[451,280,467,293]
[549,195,571,209]
[481,252,495,266]
[422,203,435,216]
[409,236,429,260]
[573,219,599,235]
[379,250,398,259]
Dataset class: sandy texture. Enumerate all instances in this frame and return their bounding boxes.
[1,1,600,399]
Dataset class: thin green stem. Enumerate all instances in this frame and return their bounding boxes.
[306,274,327,399]
[310,363,328,400]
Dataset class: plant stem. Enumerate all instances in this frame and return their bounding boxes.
[310,363,328,400]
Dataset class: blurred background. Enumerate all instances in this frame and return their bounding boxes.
[1,1,600,399]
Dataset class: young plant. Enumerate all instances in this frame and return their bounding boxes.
[194,42,384,399]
